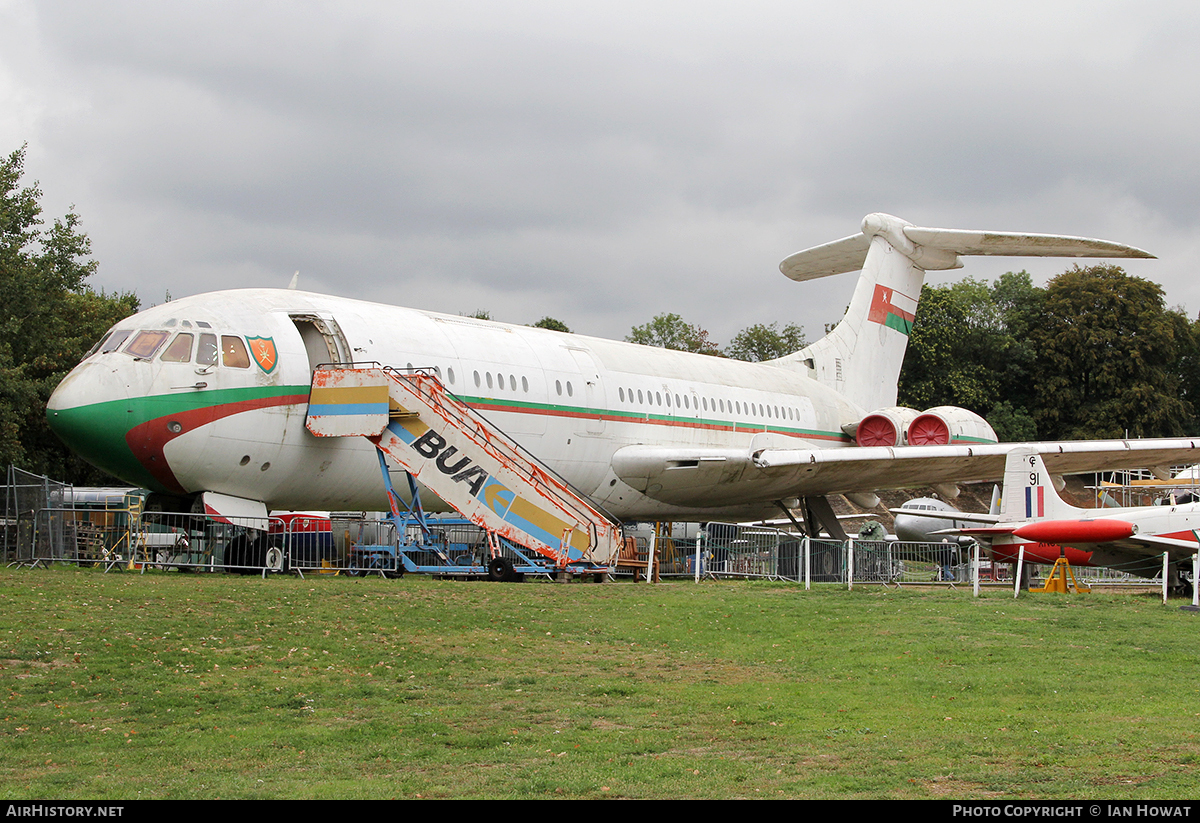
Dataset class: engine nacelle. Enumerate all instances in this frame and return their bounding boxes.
[906,406,997,446]
[853,407,921,447]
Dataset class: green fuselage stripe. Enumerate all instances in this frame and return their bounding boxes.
[52,383,852,490]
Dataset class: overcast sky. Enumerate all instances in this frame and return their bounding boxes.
[3,1,1198,345]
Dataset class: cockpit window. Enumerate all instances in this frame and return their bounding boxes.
[84,333,111,359]
[197,333,218,367]
[221,335,250,369]
[99,330,132,354]
[160,333,194,363]
[124,331,169,359]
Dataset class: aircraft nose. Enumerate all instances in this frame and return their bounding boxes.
[46,363,143,484]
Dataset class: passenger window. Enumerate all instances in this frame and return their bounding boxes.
[221,336,250,368]
[125,331,170,359]
[160,333,194,363]
[197,333,218,367]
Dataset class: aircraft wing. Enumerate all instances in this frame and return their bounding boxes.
[1130,534,1200,553]
[612,439,1200,508]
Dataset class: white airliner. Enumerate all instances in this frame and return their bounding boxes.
[45,213,1200,533]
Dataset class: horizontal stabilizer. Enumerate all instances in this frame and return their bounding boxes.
[780,215,1155,281]
[902,228,1155,260]
[778,233,871,281]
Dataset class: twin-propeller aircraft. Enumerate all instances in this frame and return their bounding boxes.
[45,213,1200,557]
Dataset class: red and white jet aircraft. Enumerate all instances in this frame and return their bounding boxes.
[938,448,1200,584]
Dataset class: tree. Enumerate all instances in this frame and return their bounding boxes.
[626,313,721,355]
[724,322,806,362]
[899,272,1048,439]
[0,146,140,482]
[531,316,571,333]
[1029,264,1192,440]
[898,282,1003,412]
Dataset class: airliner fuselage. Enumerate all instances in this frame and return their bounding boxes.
[48,213,1179,532]
[47,288,860,519]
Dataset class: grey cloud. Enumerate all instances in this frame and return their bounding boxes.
[4,1,1199,346]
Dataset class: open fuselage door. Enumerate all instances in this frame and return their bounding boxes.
[290,313,352,372]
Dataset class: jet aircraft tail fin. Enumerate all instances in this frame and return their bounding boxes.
[998,448,1085,523]
[769,213,1154,414]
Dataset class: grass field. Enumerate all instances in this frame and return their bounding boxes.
[0,565,1197,799]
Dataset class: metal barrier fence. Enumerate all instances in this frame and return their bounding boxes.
[11,494,1181,585]
[4,466,73,565]
[690,522,971,584]
[26,509,515,578]
[27,508,349,574]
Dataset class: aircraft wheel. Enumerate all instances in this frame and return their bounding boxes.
[488,556,515,582]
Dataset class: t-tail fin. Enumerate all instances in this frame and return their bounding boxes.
[999,448,1085,523]
[769,213,1154,414]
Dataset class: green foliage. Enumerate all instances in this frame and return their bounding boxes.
[1030,265,1192,440]
[724,321,806,362]
[626,312,722,356]
[984,400,1038,443]
[900,266,1197,441]
[0,146,140,481]
[530,316,571,333]
[462,309,492,321]
[899,282,1002,412]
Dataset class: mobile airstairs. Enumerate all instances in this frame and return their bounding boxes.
[304,365,622,581]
